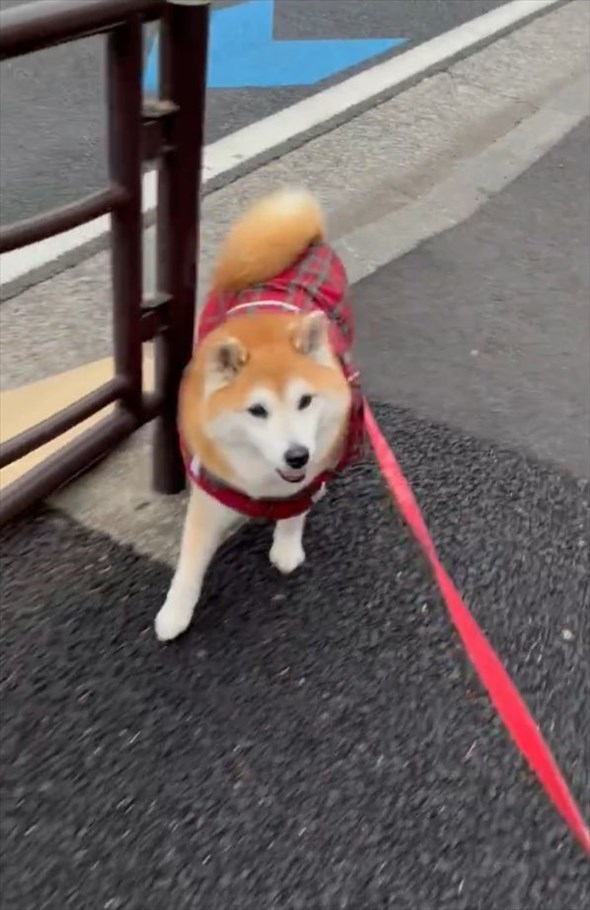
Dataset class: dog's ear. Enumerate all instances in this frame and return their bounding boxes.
[207,337,248,383]
[291,311,330,363]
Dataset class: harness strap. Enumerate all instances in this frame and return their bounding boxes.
[192,462,330,521]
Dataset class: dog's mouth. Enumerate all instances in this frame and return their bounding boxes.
[277,468,306,484]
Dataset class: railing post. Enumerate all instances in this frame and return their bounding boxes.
[152,0,209,493]
[107,15,144,417]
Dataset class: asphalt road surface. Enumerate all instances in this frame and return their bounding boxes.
[0,0,508,226]
[1,121,588,910]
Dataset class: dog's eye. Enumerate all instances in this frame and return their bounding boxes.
[247,404,268,419]
[298,394,313,411]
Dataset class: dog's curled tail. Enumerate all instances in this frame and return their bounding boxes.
[210,188,325,293]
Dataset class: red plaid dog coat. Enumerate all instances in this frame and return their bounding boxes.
[185,241,364,519]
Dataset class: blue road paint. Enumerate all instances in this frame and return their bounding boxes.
[143,0,405,93]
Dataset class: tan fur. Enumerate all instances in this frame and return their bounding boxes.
[210,188,325,292]
[156,190,350,641]
[180,312,350,484]
[179,189,349,484]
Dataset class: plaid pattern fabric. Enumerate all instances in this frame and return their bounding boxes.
[186,242,365,518]
[197,242,347,343]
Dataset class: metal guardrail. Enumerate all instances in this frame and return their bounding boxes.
[0,0,210,526]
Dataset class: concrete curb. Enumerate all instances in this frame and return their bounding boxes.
[3,0,588,392]
[49,71,589,564]
[337,74,590,286]
[0,0,571,302]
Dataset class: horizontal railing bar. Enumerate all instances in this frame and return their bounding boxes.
[0,185,129,254]
[142,119,175,162]
[0,0,164,61]
[142,292,173,310]
[142,101,179,161]
[140,292,172,340]
[0,378,127,469]
[0,393,163,528]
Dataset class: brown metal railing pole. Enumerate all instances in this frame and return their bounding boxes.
[107,16,144,416]
[0,0,170,528]
[0,395,162,527]
[153,0,209,493]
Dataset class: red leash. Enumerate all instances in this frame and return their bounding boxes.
[363,402,590,855]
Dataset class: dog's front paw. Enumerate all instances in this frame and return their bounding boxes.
[154,597,194,642]
[269,538,306,575]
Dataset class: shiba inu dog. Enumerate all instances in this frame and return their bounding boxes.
[155,189,364,641]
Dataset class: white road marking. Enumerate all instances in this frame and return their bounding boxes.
[0,0,561,288]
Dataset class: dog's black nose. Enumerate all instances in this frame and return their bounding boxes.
[284,445,309,470]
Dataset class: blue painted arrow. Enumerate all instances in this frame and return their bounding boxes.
[144,0,405,92]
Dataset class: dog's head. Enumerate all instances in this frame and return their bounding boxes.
[180,310,352,494]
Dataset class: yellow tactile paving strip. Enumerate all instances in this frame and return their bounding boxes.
[0,348,154,491]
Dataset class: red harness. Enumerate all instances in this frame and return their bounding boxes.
[184,242,364,519]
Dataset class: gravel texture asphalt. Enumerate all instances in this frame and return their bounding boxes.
[1,401,589,910]
[1,93,589,910]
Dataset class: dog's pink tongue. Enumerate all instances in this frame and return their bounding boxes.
[278,468,305,484]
